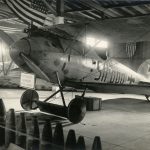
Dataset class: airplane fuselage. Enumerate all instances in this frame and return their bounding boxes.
[10,34,147,87]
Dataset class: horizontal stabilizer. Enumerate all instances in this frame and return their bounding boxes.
[138,81,150,86]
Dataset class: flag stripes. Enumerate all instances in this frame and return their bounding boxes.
[125,42,136,58]
[31,0,49,14]
[5,0,54,27]
[16,0,46,20]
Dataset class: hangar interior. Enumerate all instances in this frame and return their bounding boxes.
[1,0,150,150]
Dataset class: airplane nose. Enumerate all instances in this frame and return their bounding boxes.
[10,38,31,66]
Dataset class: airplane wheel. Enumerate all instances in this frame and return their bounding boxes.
[20,89,39,110]
[145,95,150,102]
[68,96,86,124]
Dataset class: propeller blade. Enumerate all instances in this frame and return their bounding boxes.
[21,53,50,82]
[0,30,14,46]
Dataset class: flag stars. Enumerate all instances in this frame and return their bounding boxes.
[31,0,49,14]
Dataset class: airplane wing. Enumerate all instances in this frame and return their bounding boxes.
[65,81,150,96]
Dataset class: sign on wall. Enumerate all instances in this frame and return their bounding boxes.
[20,72,36,89]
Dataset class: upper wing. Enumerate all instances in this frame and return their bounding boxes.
[65,81,150,96]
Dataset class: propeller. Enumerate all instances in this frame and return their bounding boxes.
[0,30,14,45]
[21,53,50,82]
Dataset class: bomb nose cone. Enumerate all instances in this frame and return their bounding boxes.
[42,120,52,142]
[92,136,102,150]
[5,109,16,148]
[40,120,53,150]
[30,116,39,138]
[76,136,86,150]
[26,116,40,150]
[5,109,15,127]
[53,123,64,147]
[0,99,6,118]
[65,130,77,150]
[0,99,6,147]
[16,113,27,149]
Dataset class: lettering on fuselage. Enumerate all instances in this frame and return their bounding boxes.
[95,67,127,84]
[127,76,135,84]
[95,71,102,81]
[93,59,138,84]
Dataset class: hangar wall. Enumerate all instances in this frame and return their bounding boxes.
[0,39,52,89]
[108,41,150,72]
[0,39,14,76]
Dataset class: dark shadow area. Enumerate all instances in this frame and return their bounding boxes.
[16,112,72,128]
[101,98,150,113]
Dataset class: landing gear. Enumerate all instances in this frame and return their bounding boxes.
[145,95,150,102]
[20,72,86,124]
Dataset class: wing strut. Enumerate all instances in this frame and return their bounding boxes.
[56,71,66,107]
[145,95,150,102]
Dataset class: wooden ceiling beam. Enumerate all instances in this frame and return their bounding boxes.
[65,8,93,13]
[79,0,119,17]
[56,0,64,16]
[106,1,150,9]
[64,13,94,22]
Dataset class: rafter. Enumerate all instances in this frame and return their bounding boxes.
[64,13,94,22]
[56,0,64,16]
[79,0,119,18]
[65,8,93,13]
[106,1,150,9]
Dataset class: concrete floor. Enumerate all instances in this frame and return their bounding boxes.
[1,89,150,150]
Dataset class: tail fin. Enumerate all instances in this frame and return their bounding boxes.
[108,41,150,76]
[137,59,150,80]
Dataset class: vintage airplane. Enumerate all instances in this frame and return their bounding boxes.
[7,25,150,123]
[2,0,150,123]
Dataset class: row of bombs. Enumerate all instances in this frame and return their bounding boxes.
[0,99,102,150]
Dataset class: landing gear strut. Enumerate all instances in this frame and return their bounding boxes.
[145,95,150,102]
[20,72,86,124]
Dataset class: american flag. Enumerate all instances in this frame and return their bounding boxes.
[5,0,55,27]
[31,0,48,14]
[125,42,136,58]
